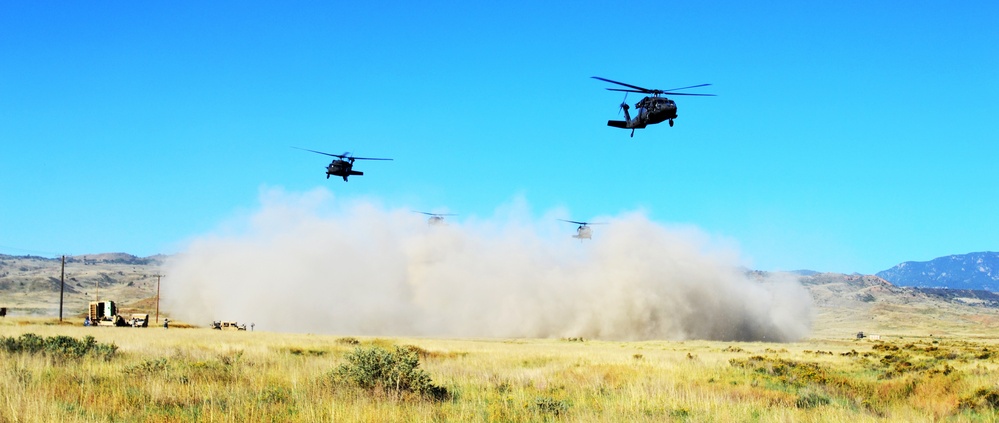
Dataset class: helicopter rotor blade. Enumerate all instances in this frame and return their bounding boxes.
[664,83,712,91]
[414,210,457,216]
[292,147,347,159]
[596,74,715,96]
[659,92,716,97]
[605,88,649,94]
[606,88,715,96]
[292,147,394,161]
[591,76,653,93]
[560,219,608,225]
[663,84,711,91]
[340,151,392,161]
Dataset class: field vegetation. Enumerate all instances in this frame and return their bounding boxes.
[2,318,999,422]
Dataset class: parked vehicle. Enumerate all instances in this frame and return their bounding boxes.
[211,320,247,331]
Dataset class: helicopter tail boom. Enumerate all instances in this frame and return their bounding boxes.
[607,120,646,129]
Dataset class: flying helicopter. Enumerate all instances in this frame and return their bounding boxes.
[294,147,392,182]
[413,211,457,225]
[592,76,715,137]
[559,219,606,240]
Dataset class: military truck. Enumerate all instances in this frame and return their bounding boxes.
[88,301,128,327]
[212,321,246,331]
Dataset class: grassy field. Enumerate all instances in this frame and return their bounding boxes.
[2,317,999,422]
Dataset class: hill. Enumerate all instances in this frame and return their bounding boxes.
[915,288,999,308]
[0,254,164,317]
[780,271,999,337]
[876,251,999,290]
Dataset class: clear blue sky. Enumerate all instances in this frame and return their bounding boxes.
[2,1,996,274]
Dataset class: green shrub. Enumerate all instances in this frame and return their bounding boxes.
[669,407,691,419]
[258,385,293,404]
[288,347,327,356]
[125,358,170,375]
[532,396,571,417]
[730,356,829,387]
[958,387,999,411]
[0,333,117,361]
[796,390,831,408]
[330,345,449,401]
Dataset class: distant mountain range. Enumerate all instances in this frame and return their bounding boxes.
[876,252,999,291]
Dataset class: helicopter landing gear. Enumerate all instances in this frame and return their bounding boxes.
[326,174,330,179]
[342,176,349,182]
[630,129,635,137]
[668,119,674,127]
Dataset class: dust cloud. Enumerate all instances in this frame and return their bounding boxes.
[163,188,812,341]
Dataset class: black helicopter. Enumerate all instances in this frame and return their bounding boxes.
[592,76,714,137]
[559,219,605,240]
[414,211,457,225]
[294,147,392,181]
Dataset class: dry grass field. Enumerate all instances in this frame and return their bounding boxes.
[2,316,999,422]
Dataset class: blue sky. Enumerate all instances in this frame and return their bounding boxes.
[2,1,996,274]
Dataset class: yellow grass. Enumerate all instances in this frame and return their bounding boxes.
[2,317,998,422]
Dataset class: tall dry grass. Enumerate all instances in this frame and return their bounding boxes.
[1,317,998,421]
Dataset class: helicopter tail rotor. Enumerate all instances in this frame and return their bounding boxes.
[618,92,633,123]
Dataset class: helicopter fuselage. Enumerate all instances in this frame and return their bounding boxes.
[608,95,677,130]
[636,96,678,125]
[326,159,363,181]
[573,225,593,240]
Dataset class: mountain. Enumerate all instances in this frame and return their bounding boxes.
[876,251,999,291]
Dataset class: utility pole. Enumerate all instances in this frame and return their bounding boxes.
[154,274,163,324]
[59,255,65,321]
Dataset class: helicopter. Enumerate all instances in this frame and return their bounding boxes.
[592,76,714,137]
[294,147,392,181]
[559,219,606,240]
[413,211,457,225]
